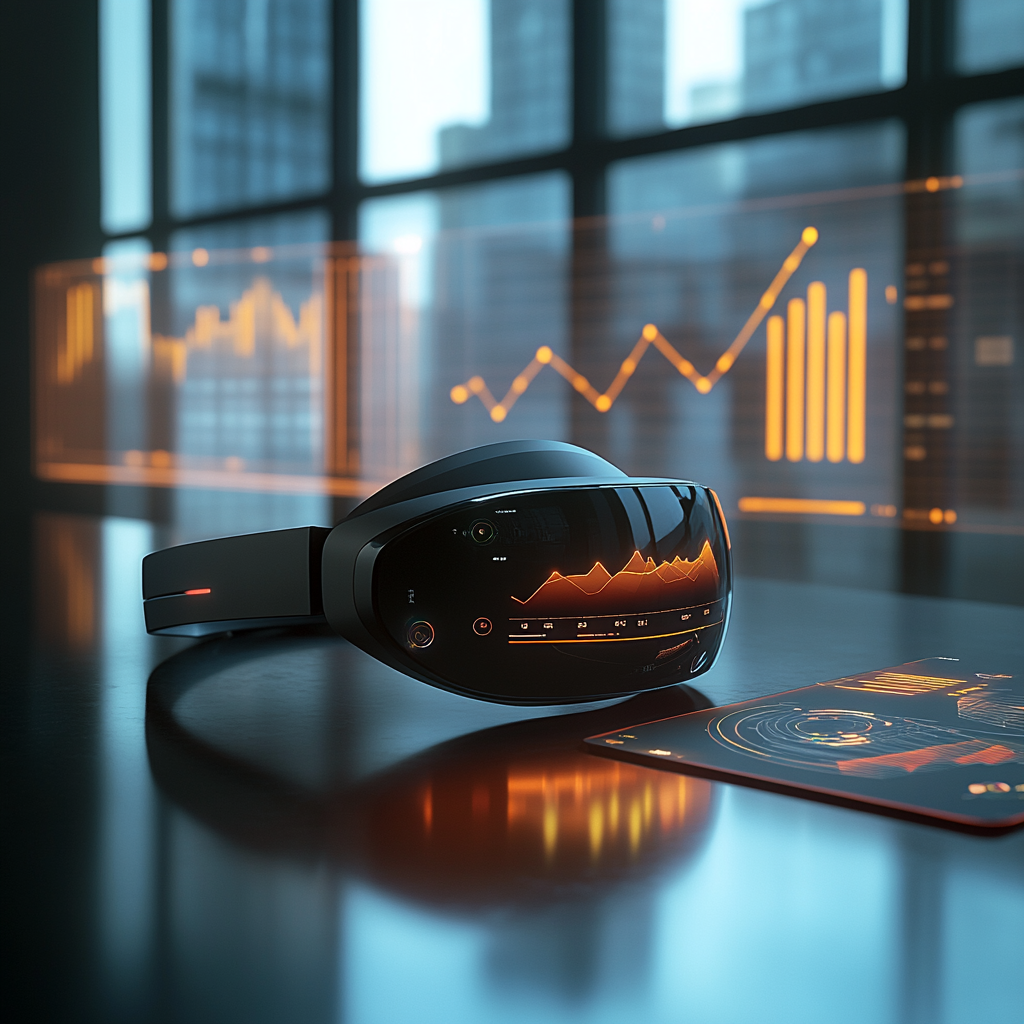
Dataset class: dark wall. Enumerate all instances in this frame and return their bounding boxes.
[0,11,102,1012]
[0,1,101,721]
[0,1,102,508]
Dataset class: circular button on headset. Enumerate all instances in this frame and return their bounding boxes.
[473,617,492,636]
[407,621,435,648]
[470,519,496,544]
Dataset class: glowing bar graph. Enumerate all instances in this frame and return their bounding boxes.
[847,268,867,464]
[59,283,96,384]
[765,315,785,461]
[826,310,847,463]
[786,297,805,462]
[805,282,827,462]
[765,269,866,464]
[738,497,866,516]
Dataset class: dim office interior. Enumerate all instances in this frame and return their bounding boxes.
[5,1,1024,1021]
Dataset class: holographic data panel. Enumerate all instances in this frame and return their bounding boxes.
[587,659,1024,828]
[374,484,730,702]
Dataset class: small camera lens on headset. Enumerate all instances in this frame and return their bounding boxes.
[470,519,496,544]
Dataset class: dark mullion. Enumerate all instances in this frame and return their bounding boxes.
[603,72,1024,166]
[571,0,607,219]
[569,0,608,449]
[904,0,955,178]
[150,0,170,248]
[331,0,359,242]
[141,0,174,523]
[124,191,337,238]
[900,0,957,597]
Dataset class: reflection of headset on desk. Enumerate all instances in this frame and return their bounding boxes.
[145,631,716,905]
[143,440,732,704]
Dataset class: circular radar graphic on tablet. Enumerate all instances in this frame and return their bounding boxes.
[709,704,1024,780]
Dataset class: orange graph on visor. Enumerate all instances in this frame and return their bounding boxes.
[452,227,819,422]
[513,541,719,615]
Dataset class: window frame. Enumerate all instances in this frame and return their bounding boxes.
[103,0,1024,252]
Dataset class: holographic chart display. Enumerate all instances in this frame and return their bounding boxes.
[509,539,720,645]
[587,658,1024,828]
[373,483,730,703]
[32,171,1024,544]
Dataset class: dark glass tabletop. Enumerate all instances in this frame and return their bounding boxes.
[6,511,1024,1024]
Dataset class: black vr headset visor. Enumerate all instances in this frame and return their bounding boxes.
[142,441,732,704]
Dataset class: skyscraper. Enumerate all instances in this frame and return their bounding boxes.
[743,0,884,113]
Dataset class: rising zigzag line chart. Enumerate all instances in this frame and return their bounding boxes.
[450,226,819,423]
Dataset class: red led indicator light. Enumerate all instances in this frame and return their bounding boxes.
[184,588,211,596]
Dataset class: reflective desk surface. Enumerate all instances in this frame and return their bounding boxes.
[6,512,1024,1024]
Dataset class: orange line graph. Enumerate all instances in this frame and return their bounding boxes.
[451,226,819,422]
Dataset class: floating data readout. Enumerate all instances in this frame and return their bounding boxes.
[373,484,731,703]
[588,659,1024,828]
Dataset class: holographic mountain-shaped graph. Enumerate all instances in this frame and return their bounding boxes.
[452,227,819,422]
[513,540,720,615]
[152,276,322,384]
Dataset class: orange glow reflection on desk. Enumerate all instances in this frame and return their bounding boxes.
[359,749,713,907]
[506,758,699,863]
[370,750,712,884]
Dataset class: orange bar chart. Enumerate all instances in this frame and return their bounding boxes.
[785,298,806,462]
[826,310,847,463]
[847,268,867,464]
[805,282,827,462]
[765,315,785,461]
[765,269,867,464]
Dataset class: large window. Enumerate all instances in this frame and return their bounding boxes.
[99,1,1024,252]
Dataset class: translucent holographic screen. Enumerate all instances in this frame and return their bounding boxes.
[34,174,1024,535]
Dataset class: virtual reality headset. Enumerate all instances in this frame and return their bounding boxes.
[142,441,732,704]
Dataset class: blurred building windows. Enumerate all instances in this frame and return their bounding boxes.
[170,0,331,218]
[359,0,490,183]
[165,210,331,536]
[101,237,153,461]
[95,1,1024,250]
[100,0,152,234]
[955,96,1024,243]
[609,0,907,138]
[359,174,571,450]
[957,96,1024,176]
[956,0,1024,75]
[608,121,904,217]
[358,173,570,301]
[360,0,570,183]
[166,207,330,469]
